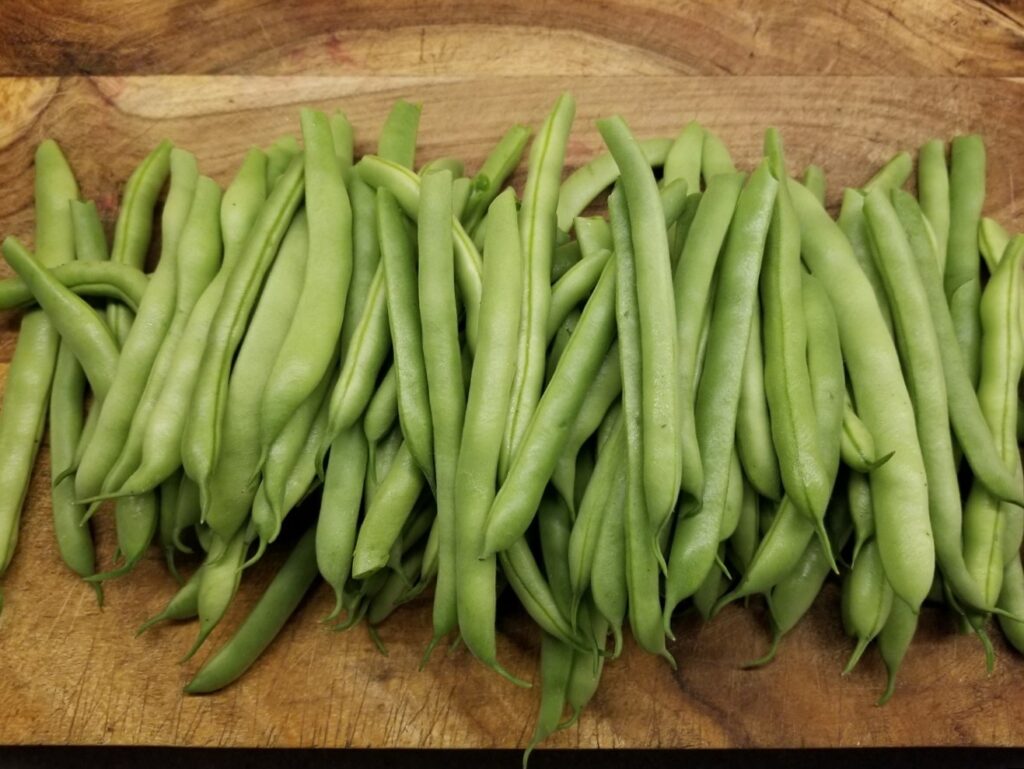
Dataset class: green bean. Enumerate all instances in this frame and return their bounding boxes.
[172,474,201,554]
[848,471,874,566]
[463,124,531,234]
[330,111,354,173]
[836,190,892,331]
[790,178,933,610]
[574,216,612,260]
[181,525,251,662]
[451,177,472,221]
[375,190,434,487]
[607,186,671,664]
[83,491,158,582]
[673,171,746,505]
[945,135,986,385]
[737,293,782,501]
[185,524,318,694]
[266,135,300,188]
[482,257,617,556]
[997,556,1024,653]
[550,344,620,510]
[694,545,729,621]
[665,163,776,618]
[136,567,201,636]
[664,122,703,192]
[568,413,624,616]
[802,164,826,205]
[317,426,368,620]
[50,343,98,591]
[700,129,736,181]
[499,94,575,483]
[539,495,575,622]
[202,212,310,541]
[979,217,1010,274]
[748,495,851,668]
[862,151,912,194]
[963,237,1024,608]
[351,442,424,578]
[877,596,919,704]
[802,271,844,483]
[865,187,993,611]
[551,240,581,283]
[354,155,483,349]
[669,192,703,269]
[363,367,398,443]
[660,178,692,228]
[420,157,465,178]
[369,546,427,626]
[340,170,382,344]
[890,190,1023,505]
[415,170,465,651]
[1,238,118,399]
[159,471,182,578]
[523,633,573,766]
[120,149,267,495]
[600,117,682,531]
[718,449,746,542]
[48,193,104,592]
[0,139,80,573]
[729,481,760,576]
[258,371,332,543]
[564,598,608,725]
[324,262,390,444]
[714,497,813,611]
[104,176,224,496]
[69,200,108,262]
[547,249,612,341]
[590,441,627,656]
[258,110,350,470]
[0,261,147,313]
[556,136,670,233]
[842,538,894,673]
[918,140,950,273]
[500,537,582,650]
[107,140,172,344]
[377,100,421,169]
[841,394,893,473]
[75,150,199,502]
[183,153,302,495]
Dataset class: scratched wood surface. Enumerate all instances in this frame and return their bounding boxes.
[0,75,1023,747]
[1,0,1023,76]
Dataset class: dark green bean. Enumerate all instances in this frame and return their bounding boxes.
[185,525,318,694]
[463,124,531,233]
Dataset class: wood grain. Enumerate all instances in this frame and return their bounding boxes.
[0,0,1023,76]
[1,74,1024,747]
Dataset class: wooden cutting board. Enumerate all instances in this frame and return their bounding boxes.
[1,7,1024,748]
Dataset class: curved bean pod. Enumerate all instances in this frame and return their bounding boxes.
[665,163,776,618]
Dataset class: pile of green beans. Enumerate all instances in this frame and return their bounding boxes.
[1,96,1023,748]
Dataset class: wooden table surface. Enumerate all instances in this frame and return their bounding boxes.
[1,0,1023,750]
